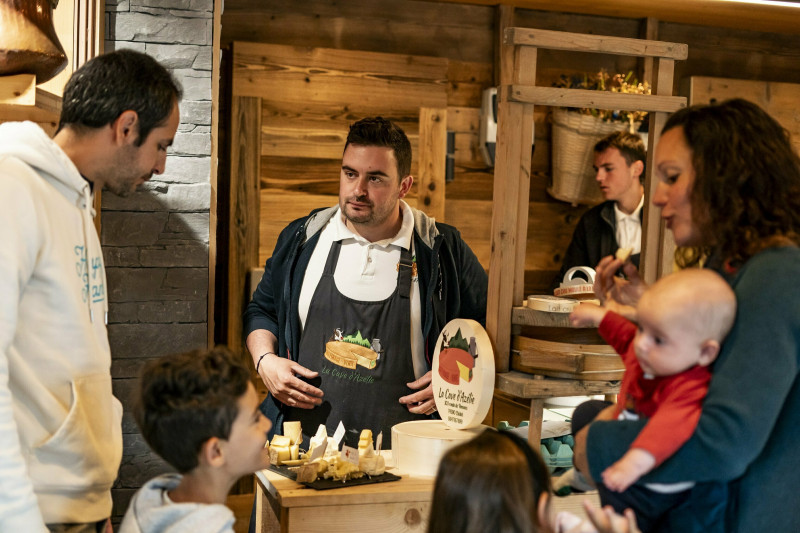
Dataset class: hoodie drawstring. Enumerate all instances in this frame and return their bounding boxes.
[81,186,109,324]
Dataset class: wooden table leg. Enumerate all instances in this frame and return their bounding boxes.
[527,398,544,445]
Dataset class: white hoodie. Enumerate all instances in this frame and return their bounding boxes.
[119,474,235,533]
[0,122,123,530]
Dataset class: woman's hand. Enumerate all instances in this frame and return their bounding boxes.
[593,256,646,320]
[583,501,642,533]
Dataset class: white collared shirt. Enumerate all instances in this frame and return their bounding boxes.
[614,195,644,254]
[298,201,426,378]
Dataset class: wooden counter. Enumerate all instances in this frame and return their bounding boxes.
[255,467,434,532]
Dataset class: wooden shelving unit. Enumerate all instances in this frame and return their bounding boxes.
[487,28,687,444]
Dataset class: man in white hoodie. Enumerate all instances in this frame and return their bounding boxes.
[0,50,182,533]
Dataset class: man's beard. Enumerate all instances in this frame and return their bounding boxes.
[342,196,375,225]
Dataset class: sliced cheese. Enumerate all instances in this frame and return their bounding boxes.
[270,434,291,447]
[269,446,291,465]
[296,463,319,483]
[358,429,373,455]
[283,421,302,445]
[616,247,633,262]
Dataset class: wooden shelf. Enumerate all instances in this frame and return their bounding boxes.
[504,85,686,112]
[0,75,61,127]
[484,27,685,443]
[496,371,620,399]
[505,27,688,59]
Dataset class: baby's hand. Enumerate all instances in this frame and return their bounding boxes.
[569,303,607,328]
[601,449,656,493]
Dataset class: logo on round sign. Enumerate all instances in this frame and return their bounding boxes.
[431,318,494,430]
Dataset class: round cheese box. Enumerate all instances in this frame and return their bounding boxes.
[391,318,494,477]
[392,420,485,477]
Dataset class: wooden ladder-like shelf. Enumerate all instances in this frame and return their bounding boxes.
[487,28,688,444]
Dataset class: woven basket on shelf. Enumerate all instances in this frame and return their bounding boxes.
[549,108,638,205]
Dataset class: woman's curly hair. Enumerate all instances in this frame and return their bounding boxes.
[664,99,800,268]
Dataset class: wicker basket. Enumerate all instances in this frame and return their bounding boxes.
[549,108,637,205]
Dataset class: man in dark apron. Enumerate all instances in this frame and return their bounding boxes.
[244,117,488,449]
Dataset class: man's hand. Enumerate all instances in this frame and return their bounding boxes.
[399,371,436,415]
[258,352,323,409]
[601,448,656,493]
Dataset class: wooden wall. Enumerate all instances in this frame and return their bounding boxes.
[218,0,800,329]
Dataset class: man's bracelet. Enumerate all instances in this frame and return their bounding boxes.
[256,351,276,373]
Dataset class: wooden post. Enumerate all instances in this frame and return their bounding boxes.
[227,96,262,360]
[641,59,677,285]
[417,107,447,222]
[495,5,516,86]
[487,94,534,373]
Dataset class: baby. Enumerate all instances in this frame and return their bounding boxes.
[570,268,735,499]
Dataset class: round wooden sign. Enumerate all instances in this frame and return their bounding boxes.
[431,318,495,429]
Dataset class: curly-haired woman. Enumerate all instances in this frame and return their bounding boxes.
[574,98,800,533]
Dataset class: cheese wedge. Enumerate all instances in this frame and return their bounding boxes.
[358,429,373,455]
[616,247,633,262]
[270,435,291,447]
[283,421,302,445]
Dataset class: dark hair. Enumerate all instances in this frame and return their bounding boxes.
[344,117,412,179]
[428,429,552,533]
[135,346,251,473]
[663,98,800,268]
[594,130,647,182]
[58,49,182,146]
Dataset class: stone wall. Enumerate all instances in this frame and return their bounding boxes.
[104,0,214,519]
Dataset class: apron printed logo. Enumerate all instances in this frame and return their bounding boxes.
[437,328,478,385]
[324,328,383,370]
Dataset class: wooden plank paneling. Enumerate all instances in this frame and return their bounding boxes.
[234,41,448,268]
[232,42,448,112]
[259,193,420,265]
[221,0,494,63]
[417,108,447,222]
[686,76,800,153]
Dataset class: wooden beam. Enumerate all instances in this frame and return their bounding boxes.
[227,96,262,358]
[417,108,447,222]
[504,85,686,112]
[640,17,659,86]
[641,59,677,285]
[495,5,516,86]
[486,96,534,373]
[505,27,688,60]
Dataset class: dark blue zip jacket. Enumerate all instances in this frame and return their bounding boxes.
[243,206,488,430]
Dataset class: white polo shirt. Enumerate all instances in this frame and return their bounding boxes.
[298,201,427,379]
[614,195,644,255]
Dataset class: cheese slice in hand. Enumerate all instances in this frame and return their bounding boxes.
[616,247,633,262]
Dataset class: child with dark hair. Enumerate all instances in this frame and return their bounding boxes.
[119,347,271,533]
[428,429,640,533]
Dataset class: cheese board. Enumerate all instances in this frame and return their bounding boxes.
[267,463,401,490]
